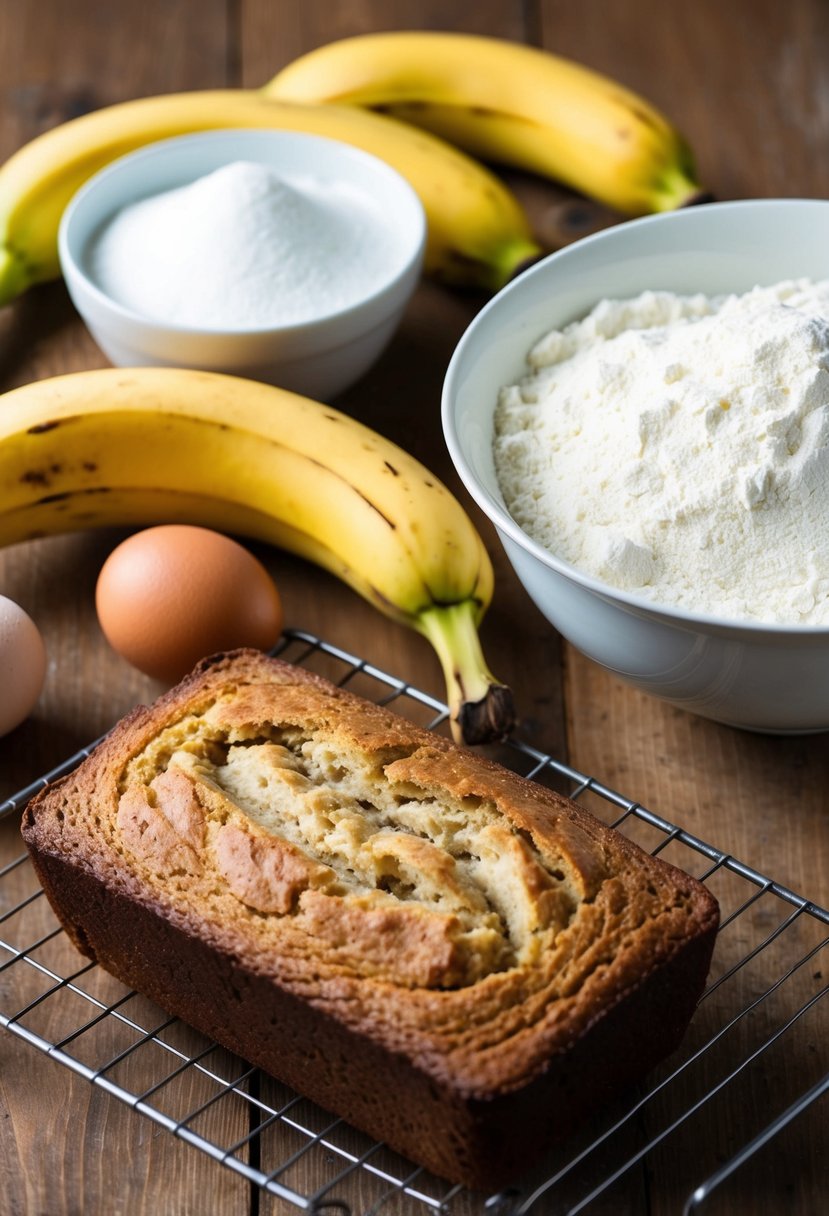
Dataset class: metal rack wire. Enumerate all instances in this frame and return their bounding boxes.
[1,629,827,1214]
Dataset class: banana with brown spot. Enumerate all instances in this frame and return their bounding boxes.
[0,366,514,743]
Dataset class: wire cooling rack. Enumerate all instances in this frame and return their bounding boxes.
[1,629,827,1215]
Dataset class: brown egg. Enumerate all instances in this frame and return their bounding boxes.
[95,525,284,682]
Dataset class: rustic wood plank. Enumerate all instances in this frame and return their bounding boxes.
[239,0,529,87]
[539,0,829,204]
[0,4,250,1215]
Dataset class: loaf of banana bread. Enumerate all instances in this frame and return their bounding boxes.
[22,649,719,1189]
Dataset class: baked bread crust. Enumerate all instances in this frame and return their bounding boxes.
[22,649,719,1189]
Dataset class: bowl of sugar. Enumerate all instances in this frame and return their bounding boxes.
[444,198,829,733]
[58,129,426,399]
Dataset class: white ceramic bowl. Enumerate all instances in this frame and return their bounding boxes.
[443,198,829,734]
[58,129,426,399]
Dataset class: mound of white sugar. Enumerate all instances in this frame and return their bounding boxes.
[493,280,829,625]
[87,160,395,328]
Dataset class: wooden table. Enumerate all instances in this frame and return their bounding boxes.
[0,2,826,1213]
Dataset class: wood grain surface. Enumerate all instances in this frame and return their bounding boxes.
[0,2,826,1214]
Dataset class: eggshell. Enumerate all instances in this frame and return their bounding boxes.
[95,525,284,682]
[0,596,48,737]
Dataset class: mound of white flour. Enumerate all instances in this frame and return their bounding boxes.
[493,280,829,624]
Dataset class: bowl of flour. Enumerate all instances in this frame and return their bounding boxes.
[58,129,426,398]
[443,198,829,732]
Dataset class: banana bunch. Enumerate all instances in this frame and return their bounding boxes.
[0,91,539,307]
[0,367,513,745]
[265,31,705,217]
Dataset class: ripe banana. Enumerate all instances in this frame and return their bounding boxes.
[265,32,705,217]
[0,90,540,308]
[0,367,513,745]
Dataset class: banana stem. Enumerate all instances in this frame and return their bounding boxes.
[650,163,706,212]
[417,601,515,745]
[486,236,545,292]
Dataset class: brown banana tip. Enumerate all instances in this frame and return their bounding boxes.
[457,683,516,746]
[507,252,549,284]
[680,190,717,208]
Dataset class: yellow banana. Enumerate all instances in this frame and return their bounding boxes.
[0,367,513,745]
[265,32,705,217]
[0,90,540,307]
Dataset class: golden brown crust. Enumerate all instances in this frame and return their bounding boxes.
[22,648,719,1186]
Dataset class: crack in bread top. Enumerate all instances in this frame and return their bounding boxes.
[114,684,607,990]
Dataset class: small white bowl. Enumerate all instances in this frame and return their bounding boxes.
[443,199,829,734]
[59,129,426,399]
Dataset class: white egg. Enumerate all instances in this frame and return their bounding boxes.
[0,595,47,737]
